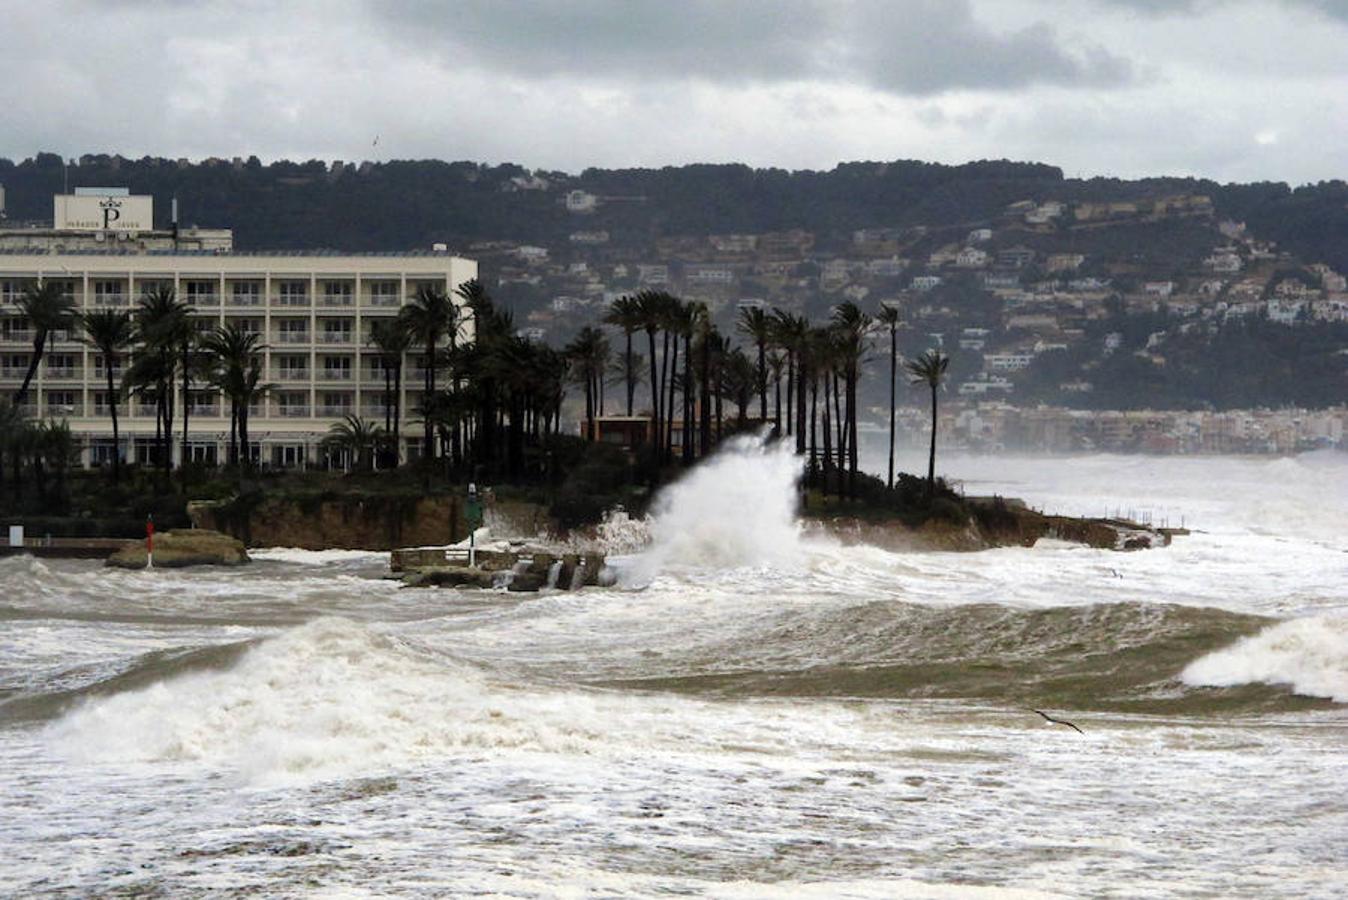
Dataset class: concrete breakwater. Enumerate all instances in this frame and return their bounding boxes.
[393,545,608,592]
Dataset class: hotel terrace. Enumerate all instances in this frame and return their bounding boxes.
[0,190,476,468]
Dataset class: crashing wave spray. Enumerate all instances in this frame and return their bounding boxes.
[624,434,804,582]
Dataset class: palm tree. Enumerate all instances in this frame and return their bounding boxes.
[737,305,772,423]
[603,295,644,416]
[202,323,266,470]
[772,311,809,453]
[368,318,412,467]
[831,301,872,499]
[566,326,609,440]
[12,281,76,409]
[875,304,904,490]
[634,290,667,450]
[133,286,188,475]
[398,285,455,465]
[322,414,384,472]
[905,349,951,501]
[79,308,135,483]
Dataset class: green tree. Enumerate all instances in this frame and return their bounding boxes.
[368,318,412,466]
[322,414,385,472]
[875,304,904,490]
[905,349,951,501]
[399,284,456,465]
[737,305,773,423]
[79,308,135,483]
[603,294,644,416]
[12,281,76,410]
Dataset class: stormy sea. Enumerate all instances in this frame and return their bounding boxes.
[1,444,1345,898]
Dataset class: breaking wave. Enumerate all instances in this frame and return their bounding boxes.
[1182,613,1348,702]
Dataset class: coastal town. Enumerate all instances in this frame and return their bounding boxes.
[455,178,1348,452]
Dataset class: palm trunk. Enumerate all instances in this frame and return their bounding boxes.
[809,371,818,487]
[757,339,767,422]
[105,358,121,484]
[847,363,858,500]
[393,360,403,465]
[423,336,436,463]
[927,384,938,501]
[180,342,191,492]
[646,329,660,451]
[665,335,678,462]
[13,331,46,409]
[682,331,693,465]
[785,351,794,437]
[624,330,635,415]
[699,336,711,456]
[773,369,781,435]
[887,328,896,490]
[795,353,807,455]
[658,331,670,454]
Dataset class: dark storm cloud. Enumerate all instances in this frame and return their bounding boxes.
[372,0,1136,95]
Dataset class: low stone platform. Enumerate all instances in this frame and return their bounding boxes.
[394,544,608,592]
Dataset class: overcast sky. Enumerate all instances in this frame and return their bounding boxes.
[2,0,1346,183]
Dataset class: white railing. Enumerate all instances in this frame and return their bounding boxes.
[228,294,263,307]
[186,294,220,307]
[278,332,311,344]
[278,370,310,381]
[276,406,311,418]
[319,370,352,381]
[316,405,354,417]
[46,367,78,379]
[320,332,353,344]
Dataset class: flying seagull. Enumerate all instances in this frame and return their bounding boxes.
[1031,709,1084,734]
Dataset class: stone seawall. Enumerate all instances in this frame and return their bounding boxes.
[188,495,553,550]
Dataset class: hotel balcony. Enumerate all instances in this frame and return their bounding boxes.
[186,403,221,417]
[46,402,84,417]
[275,294,310,307]
[319,332,354,345]
[3,330,35,344]
[91,294,129,308]
[46,367,80,380]
[186,295,221,309]
[277,332,311,344]
[0,365,29,379]
[321,294,355,308]
[317,370,353,382]
[316,405,354,417]
[228,294,264,308]
[277,369,311,381]
[276,405,311,418]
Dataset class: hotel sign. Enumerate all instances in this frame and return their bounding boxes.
[54,194,153,232]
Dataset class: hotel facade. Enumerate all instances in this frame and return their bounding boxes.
[0,189,477,468]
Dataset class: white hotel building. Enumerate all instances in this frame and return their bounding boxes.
[0,189,476,468]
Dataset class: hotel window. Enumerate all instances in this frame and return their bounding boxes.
[322,281,353,306]
[0,281,19,305]
[322,356,352,380]
[278,281,309,306]
[46,353,76,377]
[322,319,352,342]
[368,281,399,307]
[185,280,217,305]
[277,355,308,379]
[278,320,309,343]
[277,391,309,416]
[231,281,262,306]
[46,390,77,414]
[93,280,125,307]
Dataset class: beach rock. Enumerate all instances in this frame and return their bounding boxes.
[105,529,249,569]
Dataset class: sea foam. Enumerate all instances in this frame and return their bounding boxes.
[1181,613,1348,702]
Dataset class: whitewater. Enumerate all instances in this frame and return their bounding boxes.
[1,443,1345,897]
